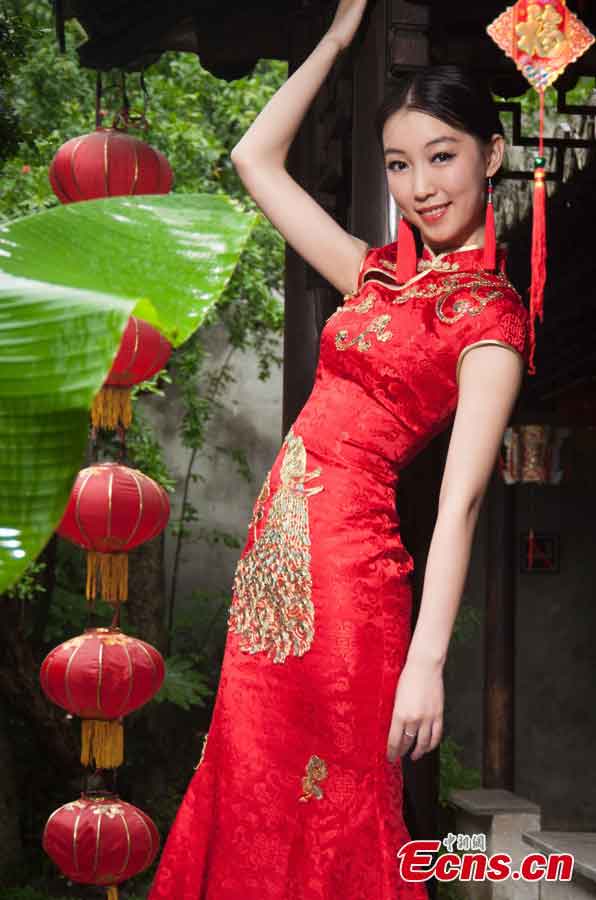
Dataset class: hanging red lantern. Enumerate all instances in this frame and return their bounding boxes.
[92,316,172,430]
[40,626,165,769]
[43,792,160,900]
[57,463,170,606]
[49,127,173,204]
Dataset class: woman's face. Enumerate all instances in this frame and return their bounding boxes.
[382,107,504,254]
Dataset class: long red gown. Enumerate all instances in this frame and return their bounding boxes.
[147,240,530,899]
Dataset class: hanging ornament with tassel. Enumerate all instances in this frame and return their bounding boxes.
[486,0,594,376]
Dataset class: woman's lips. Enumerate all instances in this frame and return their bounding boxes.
[418,202,451,223]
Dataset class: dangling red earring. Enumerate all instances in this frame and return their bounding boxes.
[395,215,418,283]
[482,175,497,272]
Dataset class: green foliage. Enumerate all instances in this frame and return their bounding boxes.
[126,406,177,494]
[0,3,35,164]
[154,653,214,710]
[450,602,482,647]
[439,734,482,808]
[4,560,45,601]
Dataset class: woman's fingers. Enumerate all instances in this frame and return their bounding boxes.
[409,721,432,761]
[387,717,443,763]
[387,721,419,763]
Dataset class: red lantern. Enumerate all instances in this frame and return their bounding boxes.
[57,463,170,606]
[43,793,160,900]
[49,128,173,204]
[40,626,165,769]
[92,316,172,430]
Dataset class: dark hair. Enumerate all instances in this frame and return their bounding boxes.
[375,64,504,154]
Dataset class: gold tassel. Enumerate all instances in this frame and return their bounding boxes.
[81,719,124,769]
[86,551,128,605]
[91,386,133,430]
[106,886,119,900]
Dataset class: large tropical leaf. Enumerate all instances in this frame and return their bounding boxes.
[0,278,134,592]
[0,193,257,347]
[0,193,257,592]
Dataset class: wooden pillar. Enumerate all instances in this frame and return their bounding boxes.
[483,466,516,788]
[283,6,356,439]
[283,9,322,439]
[351,0,390,244]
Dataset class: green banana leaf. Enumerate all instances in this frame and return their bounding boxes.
[0,193,257,592]
[0,193,257,347]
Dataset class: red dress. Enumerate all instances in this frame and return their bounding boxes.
[147,241,530,899]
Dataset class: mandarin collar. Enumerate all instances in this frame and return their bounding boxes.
[417,241,508,274]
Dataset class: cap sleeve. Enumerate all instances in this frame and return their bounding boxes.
[344,244,373,298]
[455,293,530,385]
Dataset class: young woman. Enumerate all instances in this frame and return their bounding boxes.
[148,1,529,897]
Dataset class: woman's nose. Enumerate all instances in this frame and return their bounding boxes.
[413,166,436,202]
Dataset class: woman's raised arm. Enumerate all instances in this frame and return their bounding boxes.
[230,1,370,297]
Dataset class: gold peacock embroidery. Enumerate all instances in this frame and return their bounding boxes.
[248,470,271,543]
[298,754,328,802]
[227,426,323,664]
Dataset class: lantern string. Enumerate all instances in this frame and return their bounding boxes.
[111,602,121,629]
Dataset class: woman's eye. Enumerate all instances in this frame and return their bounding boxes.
[387,160,407,172]
[432,151,454,163]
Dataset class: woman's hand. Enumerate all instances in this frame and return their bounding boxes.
[326,0,369,51]
[387,655,444,763]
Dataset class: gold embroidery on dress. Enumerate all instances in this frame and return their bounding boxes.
[388,271,514,322]
[298,754,328,802]
[193,732,208,770]
[344,293,375,313]
[227,426,323,664]
[331,292,375,321]
[380,258,396,271]
[248,470,271,543]
[416,257,460,273]
[335,313,392,352]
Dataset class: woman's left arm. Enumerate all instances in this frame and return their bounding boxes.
[387,343,524,763]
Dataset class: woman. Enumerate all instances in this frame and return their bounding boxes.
[148,1,529,897]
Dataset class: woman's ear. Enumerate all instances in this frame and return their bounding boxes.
[486,133,505,178]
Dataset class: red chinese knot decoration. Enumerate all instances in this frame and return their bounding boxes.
[487,0,595,375]
[43,793,160,900]
[92,316,173,430]
[49,127,173,204]
[40,626,165,769]
[57,463,170,606]
[487,1,593,90]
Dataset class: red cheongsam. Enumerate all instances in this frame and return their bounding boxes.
[147,241,529,899]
